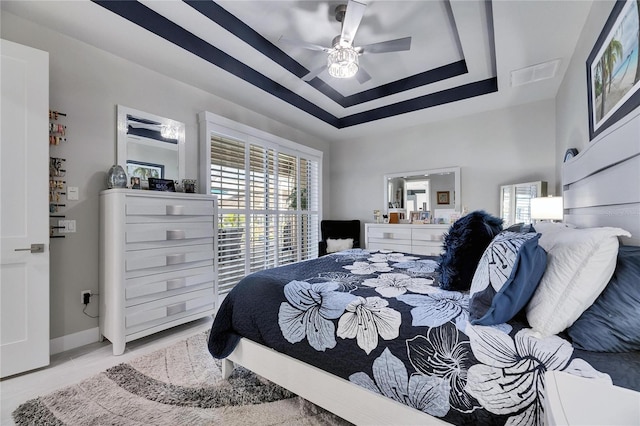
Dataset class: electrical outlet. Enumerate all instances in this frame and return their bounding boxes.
[81,290,91,304]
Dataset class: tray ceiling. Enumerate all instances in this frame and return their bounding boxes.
[1,0,593,141]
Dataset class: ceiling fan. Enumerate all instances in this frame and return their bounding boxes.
[279,0,412,84]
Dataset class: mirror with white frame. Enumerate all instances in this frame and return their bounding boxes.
[383,167,461,222]
[116,105,185,183]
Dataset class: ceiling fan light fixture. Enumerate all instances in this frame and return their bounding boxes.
[327,46,359,78]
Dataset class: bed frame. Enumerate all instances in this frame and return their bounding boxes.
[221,109,640,425]
[222,338,448,425]
[563,111,640,244]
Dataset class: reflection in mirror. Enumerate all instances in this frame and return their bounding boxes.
[500,181,547,227]
[116,105,185,183]
[383,167,461,222]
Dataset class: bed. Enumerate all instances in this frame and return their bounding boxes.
[207,111,640,425]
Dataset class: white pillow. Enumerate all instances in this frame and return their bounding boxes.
[526,226,630,337]
[532,222,576,233]
[326,238,354,253]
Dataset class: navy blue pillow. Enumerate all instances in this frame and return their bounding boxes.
[469,231,547,325]
[437,210,503,291]
[505,223,536,233]
[567,245,640,352]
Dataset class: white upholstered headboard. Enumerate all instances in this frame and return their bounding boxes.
[562,110,640,246]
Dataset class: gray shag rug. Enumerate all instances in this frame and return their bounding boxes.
[12,331,350,425]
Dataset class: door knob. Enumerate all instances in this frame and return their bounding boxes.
[14,243,45,253]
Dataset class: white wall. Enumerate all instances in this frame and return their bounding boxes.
[1,12,332,340]
[329,99,557,225]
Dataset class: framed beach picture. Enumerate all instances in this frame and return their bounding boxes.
[587,0,640,140]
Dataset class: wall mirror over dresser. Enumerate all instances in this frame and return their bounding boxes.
[367,167,461,256]
[383,166,461,221]
[116,105,186,183]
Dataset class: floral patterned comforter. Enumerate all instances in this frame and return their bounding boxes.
[208,249,623,425]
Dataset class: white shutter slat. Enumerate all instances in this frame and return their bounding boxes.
[209,133,320,293]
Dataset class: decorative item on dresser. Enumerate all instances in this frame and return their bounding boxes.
[106,164,127,189]
[99,189,217,355]
[365,222,449,256]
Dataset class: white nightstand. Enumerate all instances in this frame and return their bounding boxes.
[545,371,640,425]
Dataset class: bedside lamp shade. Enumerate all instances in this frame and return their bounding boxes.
[531,196,563,221]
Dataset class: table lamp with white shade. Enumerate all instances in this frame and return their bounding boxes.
[530,196,563,222]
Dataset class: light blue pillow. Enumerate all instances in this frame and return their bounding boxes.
[469,231,547,325]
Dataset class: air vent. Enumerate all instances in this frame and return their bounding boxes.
[511,59,560,87]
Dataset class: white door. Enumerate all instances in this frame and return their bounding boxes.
[1,39,50,378]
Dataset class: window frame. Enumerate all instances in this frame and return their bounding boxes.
[198,111,322,295]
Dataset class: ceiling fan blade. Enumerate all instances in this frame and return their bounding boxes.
[358,37,412,54]
[302,64,326,82]
[279,36,331,53]
[340,0,367,46]
[355,67,372,84]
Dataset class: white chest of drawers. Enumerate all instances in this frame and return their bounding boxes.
[100,189,217,355]
[365,223,449,256]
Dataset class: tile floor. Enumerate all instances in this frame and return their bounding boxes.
[0,316,213,425]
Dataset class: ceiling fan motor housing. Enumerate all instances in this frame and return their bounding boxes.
[335,4,347,23]
[332,35,346,48]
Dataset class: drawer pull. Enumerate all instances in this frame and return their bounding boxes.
[166,205,185,215]
[383,233,393,239]
[167,278,187,290]
[166,230,186,240]
[167,302,186,316]
[166,253,186,265]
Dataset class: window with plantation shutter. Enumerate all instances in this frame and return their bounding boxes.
[499,181,548,227]
[200,112,322,297]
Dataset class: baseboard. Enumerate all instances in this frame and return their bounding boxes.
[50,327,100,355]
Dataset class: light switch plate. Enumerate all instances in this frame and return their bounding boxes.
[67,186,79,201]
[58,219,76,233]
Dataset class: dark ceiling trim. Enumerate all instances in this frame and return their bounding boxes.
[184,0,469,108]
[92,0,497,130]
[339,77,498,128]
[339,61,468,108]
[92,0,339,127]
[184,0,307,77]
